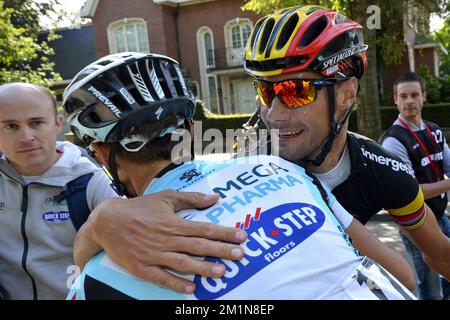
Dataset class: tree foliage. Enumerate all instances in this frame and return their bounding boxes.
[433,18,450,76]
[0,0,63,85]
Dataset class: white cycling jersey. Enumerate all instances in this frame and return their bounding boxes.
[68,155,415,300]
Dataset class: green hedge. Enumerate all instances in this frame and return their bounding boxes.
[193,100,252,134]
[63,100,450,144]
[195,100,450,134]
[331,103,450,132]
[379,103,450,129]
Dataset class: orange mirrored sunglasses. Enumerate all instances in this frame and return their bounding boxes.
[254,78,348,109]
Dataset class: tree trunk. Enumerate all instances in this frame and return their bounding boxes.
[350,0,383,140]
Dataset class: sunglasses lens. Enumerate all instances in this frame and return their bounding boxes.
[256,80,318,109]
[255,81,273,107]
[275,80,317,108]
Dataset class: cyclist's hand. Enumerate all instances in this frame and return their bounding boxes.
[73,190,247,294]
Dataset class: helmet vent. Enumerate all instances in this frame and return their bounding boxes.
[299,15,328,48]
[97,60,113,66]
[249,18,266,53]
[320,33,349,58]
[306,6,322,15]
[276,13,299,50]
[258,18,275,55]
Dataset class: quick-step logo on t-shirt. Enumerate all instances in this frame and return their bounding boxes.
[193,202,325,299]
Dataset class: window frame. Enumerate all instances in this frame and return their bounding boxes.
[107,18,150,54]
[224,18,253,50]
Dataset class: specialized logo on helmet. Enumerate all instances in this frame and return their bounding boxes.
[322,48,357,69]
[193,202,325,299]
[179,169,201,182]
[87,86,122,117]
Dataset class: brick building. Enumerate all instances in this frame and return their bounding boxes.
[80,0,446,112]
[81,0,260,114]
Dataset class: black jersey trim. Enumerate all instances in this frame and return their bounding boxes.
[84,274,136,300]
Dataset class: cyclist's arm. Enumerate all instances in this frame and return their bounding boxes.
[402,204,450,281]
[388,189,450,281]
[73,222,102,269]
[345,218,416,291]
[378,141,450,280]
[328,191,414,290]
[421,138,450,199]
[420,179,450,199]
[73,190,247,294]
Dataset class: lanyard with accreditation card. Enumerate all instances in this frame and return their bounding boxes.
[397,116,440,179]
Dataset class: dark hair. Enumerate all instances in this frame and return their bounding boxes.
[114,115,189,164]
[393,71,426,95]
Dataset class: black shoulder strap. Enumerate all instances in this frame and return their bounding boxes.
[58,173,95,231]
[304,170,330,208]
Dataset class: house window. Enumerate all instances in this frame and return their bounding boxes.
[224,19,253,67]
[208,75,219,113]
[108,18,149,53]
[203,32,215,67]
[231,24,251,49]
[197,27,220,113]
[191,81,200,98]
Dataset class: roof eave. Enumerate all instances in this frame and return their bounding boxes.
[414,42,448,55]
[80,0,99,19]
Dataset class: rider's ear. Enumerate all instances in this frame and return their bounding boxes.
[91,142,110,166]
[336,77,357,112]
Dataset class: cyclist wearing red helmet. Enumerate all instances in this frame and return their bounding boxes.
[243,5,450,286]
[70,5,450,295]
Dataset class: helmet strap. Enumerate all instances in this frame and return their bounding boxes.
[310,84,353,167]
[105,120,128,197]
[107,143,133,198]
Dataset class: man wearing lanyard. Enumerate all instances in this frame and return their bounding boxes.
[381,71,450,300]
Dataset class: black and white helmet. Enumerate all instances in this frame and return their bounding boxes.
[63,52,195,147]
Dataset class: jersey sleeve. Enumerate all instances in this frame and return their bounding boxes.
[384,177,427,231]
[329,197,354,229]
[381,135,427,231]
[325,186,354,229]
